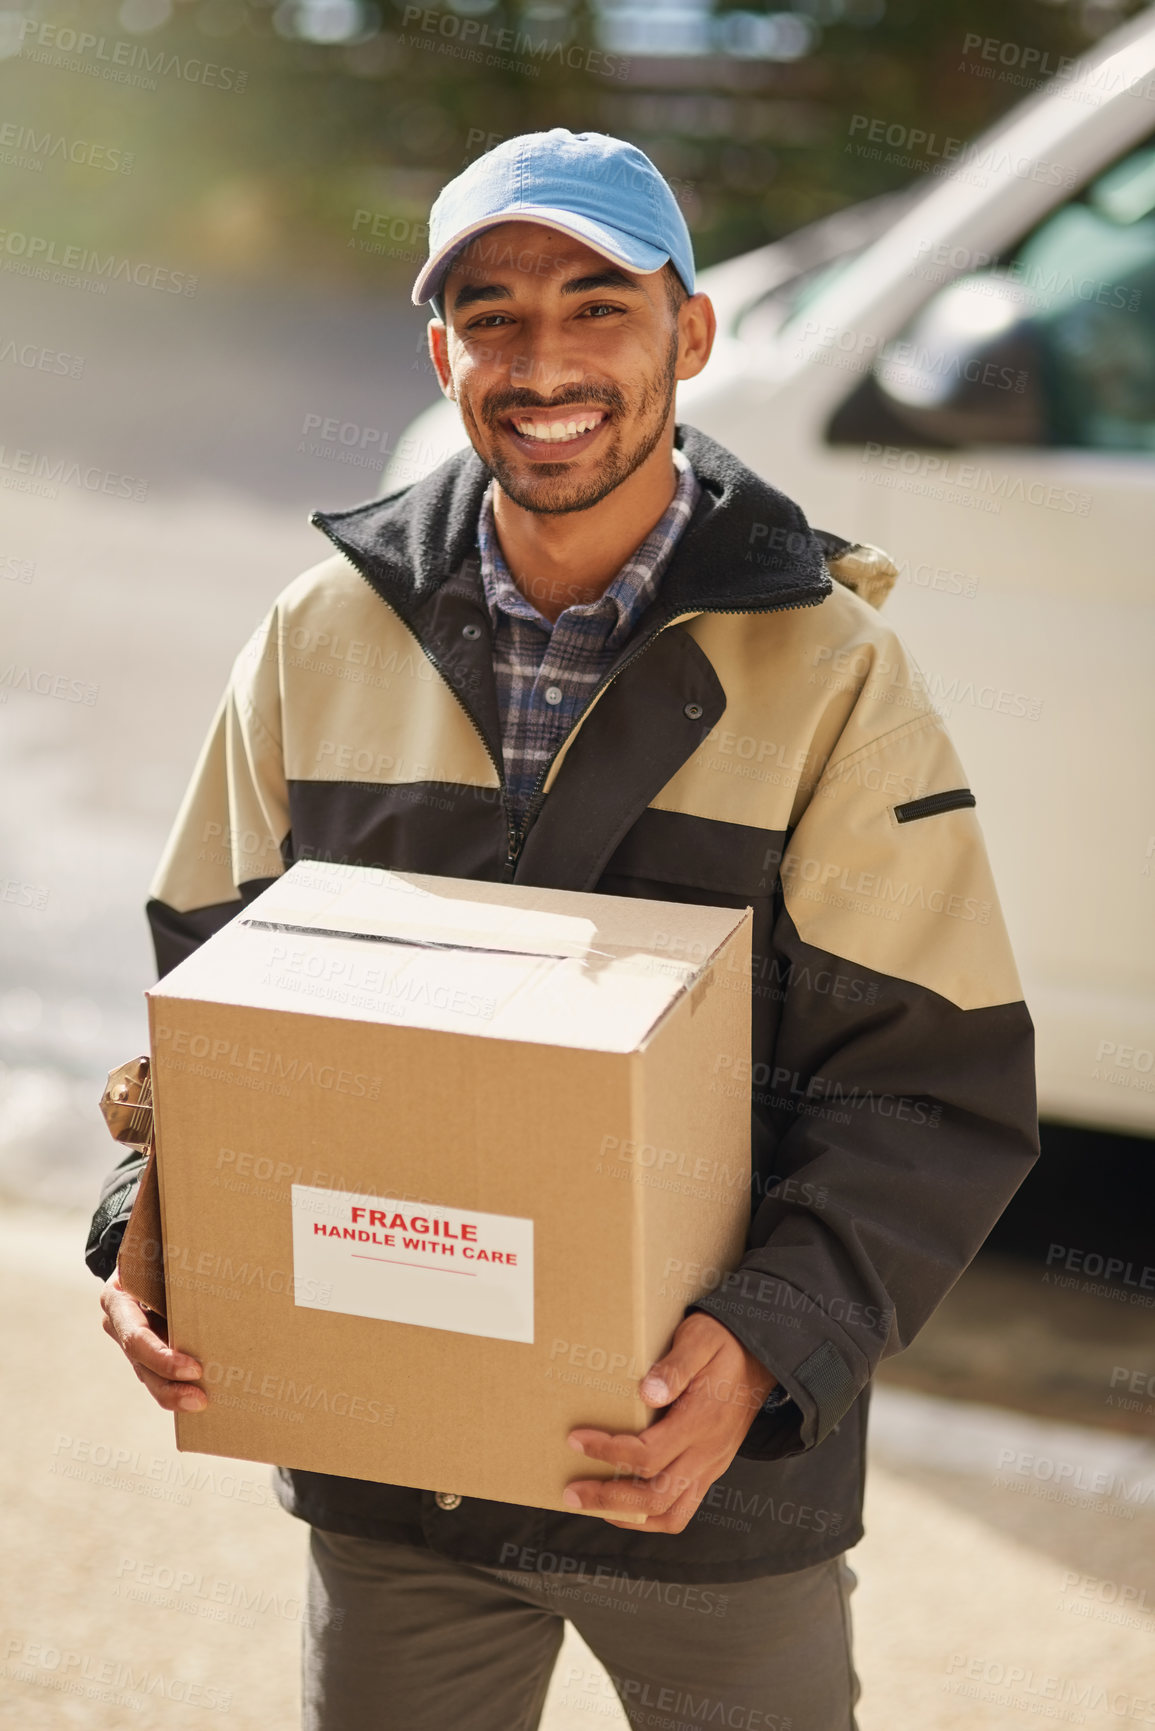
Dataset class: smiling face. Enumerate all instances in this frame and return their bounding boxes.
[430,221,705,516]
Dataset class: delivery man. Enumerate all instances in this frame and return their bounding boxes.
[87,129,1039,1730]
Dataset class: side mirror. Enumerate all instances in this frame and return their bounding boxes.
[872,272,1047,445]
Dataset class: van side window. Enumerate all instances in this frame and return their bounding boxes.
[827,137,1155,452]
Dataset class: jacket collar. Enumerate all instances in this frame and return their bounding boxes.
[310,423,832,628]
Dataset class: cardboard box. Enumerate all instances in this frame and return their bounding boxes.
[144,862,752,1513]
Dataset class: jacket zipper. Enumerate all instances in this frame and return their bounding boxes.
[311,516,826,879]
[406,628,524,872]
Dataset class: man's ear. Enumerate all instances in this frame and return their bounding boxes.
[675,292,717,384]
[427,318,455,400]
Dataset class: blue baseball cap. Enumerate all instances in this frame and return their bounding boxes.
[411,128,695,310]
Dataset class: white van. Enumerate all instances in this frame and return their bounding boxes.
[389,13,1155,1135]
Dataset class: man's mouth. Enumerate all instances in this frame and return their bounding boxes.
[501,408,609,455]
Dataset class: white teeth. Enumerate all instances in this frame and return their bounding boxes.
[513,413,603,443]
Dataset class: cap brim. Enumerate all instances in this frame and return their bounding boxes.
[412,206,669,307]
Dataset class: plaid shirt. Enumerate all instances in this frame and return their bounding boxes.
[477,448,701,829]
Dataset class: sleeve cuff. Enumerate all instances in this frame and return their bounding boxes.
[85,1165,144,1281]
[686,1280,865,1459]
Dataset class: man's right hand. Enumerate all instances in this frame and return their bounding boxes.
[100,1269,207,1412]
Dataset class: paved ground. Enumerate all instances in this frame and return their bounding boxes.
[3,1203,1153,1730]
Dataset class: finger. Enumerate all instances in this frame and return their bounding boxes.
[617,1477,705,1536]
[569,1357,736,1473]
[568,1398,705,1478]
[564,1451,700,1522]
[131,1360,209,1414]
[639,1314,725,1407]
[101,1273,197,1369]
[101,1278,202,1382]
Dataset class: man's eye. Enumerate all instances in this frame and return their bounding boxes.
[582,303,623,318]
[467,314,512,330]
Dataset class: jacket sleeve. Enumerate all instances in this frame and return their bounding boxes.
[85,612,289,1280]
[689,685,1039,1460]
[84,1147,151,1281]
[145,610,290,978]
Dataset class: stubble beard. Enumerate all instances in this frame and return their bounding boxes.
[465,331,680,516]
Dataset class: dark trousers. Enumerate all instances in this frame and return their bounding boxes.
[303,1529,860,1731]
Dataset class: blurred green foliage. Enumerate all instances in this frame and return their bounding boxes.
[1,0,1149,287]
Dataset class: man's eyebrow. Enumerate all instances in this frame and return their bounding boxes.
[561,269,643,296]
[451,281,513,311]
[450,267,644,312]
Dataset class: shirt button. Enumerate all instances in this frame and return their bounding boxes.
[544,685,563,706]
[684,701,704,720]
[434,1492,462,1510]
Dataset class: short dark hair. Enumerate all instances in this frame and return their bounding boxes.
[662,261,689,319]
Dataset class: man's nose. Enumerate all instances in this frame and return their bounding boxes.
[506,327,593,395]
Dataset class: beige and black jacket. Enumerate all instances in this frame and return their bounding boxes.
[88,424,1038,1581]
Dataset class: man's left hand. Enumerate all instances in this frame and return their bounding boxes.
[562,1312,778,1533]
